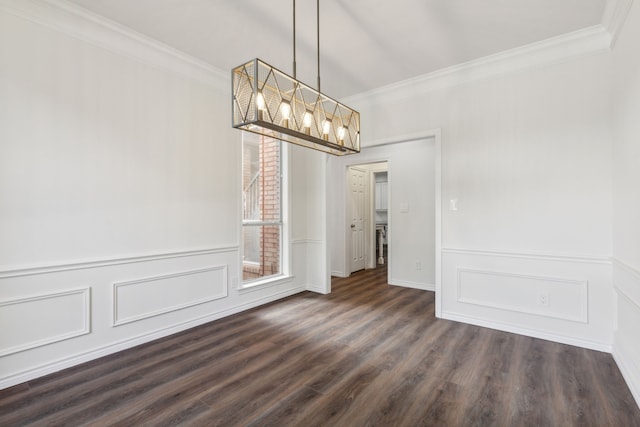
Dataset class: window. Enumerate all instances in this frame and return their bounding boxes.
[242,132,285,284]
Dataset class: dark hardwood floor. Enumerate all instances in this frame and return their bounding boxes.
[2,264,639,426]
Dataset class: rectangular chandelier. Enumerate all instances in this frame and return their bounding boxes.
[232,58,360,156]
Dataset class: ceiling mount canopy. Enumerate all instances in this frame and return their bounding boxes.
[232,0,360,156]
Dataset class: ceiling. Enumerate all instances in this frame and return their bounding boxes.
[65,0,607,98]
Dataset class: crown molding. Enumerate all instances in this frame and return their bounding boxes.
[3,0,632,102]
[345,25,611,105]
[0,0,229,91]
[602,0,634,48]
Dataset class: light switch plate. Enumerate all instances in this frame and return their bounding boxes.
[399,202,409,213]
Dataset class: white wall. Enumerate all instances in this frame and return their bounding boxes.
[611,0,640,407]
[0,1,323,389]
[345,38,614,350]
[328,138,437,291]
[290,145,329,293]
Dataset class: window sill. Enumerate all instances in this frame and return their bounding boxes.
[238,274,295,294]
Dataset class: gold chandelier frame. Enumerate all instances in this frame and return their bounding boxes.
[232,59,360,155]
[231,0,360,156]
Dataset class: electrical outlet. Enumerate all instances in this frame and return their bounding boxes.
[538,292,549,306]
[416,261,422,270]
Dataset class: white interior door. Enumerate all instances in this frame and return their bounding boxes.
[349,166,366,273]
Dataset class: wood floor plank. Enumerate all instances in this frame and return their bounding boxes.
[88,340,280,427]
[1,264,639,426]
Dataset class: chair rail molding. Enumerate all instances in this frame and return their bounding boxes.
[0,246,239,279]
[442,247,612,265]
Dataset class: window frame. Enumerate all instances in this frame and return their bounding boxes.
[239,133,290,290]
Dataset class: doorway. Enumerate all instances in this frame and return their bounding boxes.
[327,130,442,316]
[348,162,389,274]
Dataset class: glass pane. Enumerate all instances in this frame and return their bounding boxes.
[260,138,281,221]
[242,133,280,222]
[242,225,281,281]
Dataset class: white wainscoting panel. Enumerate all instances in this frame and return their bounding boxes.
[457,268,588,323]
[612,258,640,408]
[441,248,614,351]
[0,288,90,357]
[0,245,307,390]
[113,266,227,326]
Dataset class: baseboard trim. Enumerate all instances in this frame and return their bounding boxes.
[441,311,612,353]
[389,279,435,292]
[613,334,640,410]
[331,270,348,278]
[0,285,305,390]
[306,284,329,295]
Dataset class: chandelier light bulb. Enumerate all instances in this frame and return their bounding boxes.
[303,111,313,134]
[256,92,266,111]
[281,102,291,127]
[337,126,346,144]
[255,92,267,120]
[322,119,331,140]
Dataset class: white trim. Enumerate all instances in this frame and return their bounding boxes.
[611,257,640,409]
[0,246,239,279]
[362,130,441,150]
[345,26,610,105]
[0,288,91,357]
[0,0,228,90]
[240,136,290,290]
[291,239,324,245]
[112,266,228,326]
[602,0,634,48]
[334,129,442,313]
[0,285,305,390]
[306,284,329,295]
[389,279,435,292]
[456,268,589,324]
[442,247,611,265]
[612,257,640,309]
[331,270,348,278]
[434,129,442,317]
[441,311,612,353]
[613,329,640,409]
[238,274,296,294]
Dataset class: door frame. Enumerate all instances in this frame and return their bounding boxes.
[327,129,442,317]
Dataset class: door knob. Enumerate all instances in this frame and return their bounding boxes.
[350,224,356,229]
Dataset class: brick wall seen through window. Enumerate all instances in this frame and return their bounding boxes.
[242,133,282,282]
